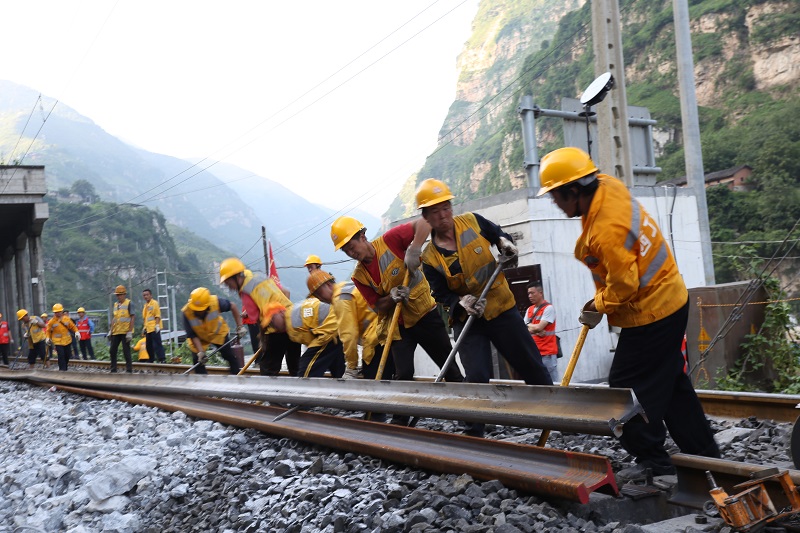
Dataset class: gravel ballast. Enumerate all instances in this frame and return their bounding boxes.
[0,380,794,533]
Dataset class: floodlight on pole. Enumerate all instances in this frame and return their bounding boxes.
[579,72,615,160]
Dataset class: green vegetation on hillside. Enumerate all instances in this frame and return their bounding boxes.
[42,181,221,324]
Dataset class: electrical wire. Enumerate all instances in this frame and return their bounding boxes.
[50,0,463,231]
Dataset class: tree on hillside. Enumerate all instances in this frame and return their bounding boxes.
[70,179,99,204]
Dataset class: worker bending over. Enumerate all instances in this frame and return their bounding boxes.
[17,310,46,368]
[182,287,245,374]
[220,258,300,376]
[307,270,385,380]
[539,147,719,481]
[46,303,80,372]
[416,179,553,437]
[259,296,346,378]
[331,216,464,426]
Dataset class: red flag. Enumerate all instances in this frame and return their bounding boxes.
[268,240,283,288]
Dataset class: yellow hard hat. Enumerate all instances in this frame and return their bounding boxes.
[188,287,212,311]
[536,147,599,197]
[41,313,48,319]
[77,307,86,313]
[115,285,127,295]
[331,216,365,251]
[416,178,454,209]
[307,270,335,295]
[16,309,28,321]
[52,303,64,313]
[304,254,322,266]
[219,257,246,284]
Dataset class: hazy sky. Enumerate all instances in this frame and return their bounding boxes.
[0,0,479,217]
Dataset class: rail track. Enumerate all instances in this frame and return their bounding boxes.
[34,358,800,423]
[3,362,800,524]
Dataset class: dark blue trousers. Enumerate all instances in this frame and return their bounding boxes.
[610,299,719,467]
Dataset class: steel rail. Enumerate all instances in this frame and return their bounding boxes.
[2,370,643,436]
[59,359,261,375]
[670,453,800,510]
[40,382,619,503]
[696,389,800,423]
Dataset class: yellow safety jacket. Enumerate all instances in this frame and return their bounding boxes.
[182,296,229,353]
[111,298,134,335]
[26,317,46,347]
[134,338,149,361]
[47,316,78,347]
[421,212,516,321]
[352,235,435,342]
[142,299,162,333]
[240,271,292,334]
[577,175,688,328]
[333,281,379,368]
[286,298,338,350]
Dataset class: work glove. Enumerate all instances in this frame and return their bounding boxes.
[236,325,248,339]
[197,351,208,364]
[342,367,360,380]
[155,325,160,333]
[141,327,147,337]
[498,237,518,269]
[404,245,422,272]
[389,286,410,304]
[125,331,133,342]
[75,333,81,342]
[23,332,29,339]
[459,295,486,318]
[45,338,52,346]
[578,299,603,329]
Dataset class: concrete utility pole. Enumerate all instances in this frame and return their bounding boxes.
[673,0,715,285]
[518,95,540,193]
[590,0,634,186]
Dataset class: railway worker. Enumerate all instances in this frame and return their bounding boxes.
[41,312,54,362]
[0,312,12,365]
[256,297,346,378]
[141,289,167,363]
[331,216,464,425]
[18,310,46,368]
[133,337,150,362]
[46,303,80,372]
[109,285,135,373]
[306,270,385,379]
[76,307,96,360]
[239,269,261,354]
[538,146,720,481]
[525,283,560,381]
[415,179,553,437]
[304,254,323,273]
[219,258,300,376]
[66,309,80,360]
[182,286,245,374]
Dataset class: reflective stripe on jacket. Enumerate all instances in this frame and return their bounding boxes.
[576,175,688,327]
[27,317,46,346]
[47,317,78,346]
[421,212,515,321]
[111,299,133,335]
[142,300,162,333]
[240,271,292,334]
[181,296,229,352]
[77,317,92,340]
[352,234,434,342]
[286,298,338,349]
[333,282,379,367]
[526,302,557,355]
